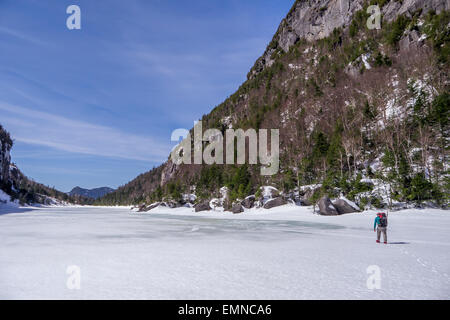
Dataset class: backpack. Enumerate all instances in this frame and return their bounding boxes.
[379,214,388,227]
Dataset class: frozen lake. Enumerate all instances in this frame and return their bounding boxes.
[0,205,449,299]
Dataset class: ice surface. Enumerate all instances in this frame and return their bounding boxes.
[0,205,449,299]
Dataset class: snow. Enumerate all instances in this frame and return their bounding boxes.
[0,205,449,299]
[0,189,10,203]
[288,63,301,70]
[0,189,19,209]
[182,193,196,203]
[338,196,360,211]
[259,186,279,205]
[361,54,371,70]
[221,116,233,129]
[299,184,321,192]
[417,33,427,42]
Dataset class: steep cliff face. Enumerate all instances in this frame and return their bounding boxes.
[249,0,449,78]
[0,125,13,188]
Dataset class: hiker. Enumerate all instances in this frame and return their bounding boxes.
[374,212,388,244]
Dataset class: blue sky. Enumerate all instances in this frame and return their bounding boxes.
[0,0,293,192]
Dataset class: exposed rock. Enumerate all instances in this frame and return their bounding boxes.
[300,187,320,206]
[232,203,244,214]
[249,0,449,78]
[137,204,147,212]
[210,198,222,209]
[160,160,177,187]
[317,196,339,215]
[166,200,181,208]
[263,197,287,209]
[195,201,211,212]
[138,202,164,212]
[182,193,197,204]
[0,126,13,186]
[399,29,422,52]
[241,195,255,209]
[333,199,360,214]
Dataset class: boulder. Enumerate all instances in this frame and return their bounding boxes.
[263,197,287,209]
[300,187,319,206]
[317,196,339,215]
[232,203,244,214]
[210,198,222,209]
[148,202,161,210]
[399,29,421,52]
[333,199,360,214]
[195,201,211,212]
[241,195,255,209]
[137,204,149,212]
[166,200,180,208]
[138,202,163,212]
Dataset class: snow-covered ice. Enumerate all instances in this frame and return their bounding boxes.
[0,205,449,299]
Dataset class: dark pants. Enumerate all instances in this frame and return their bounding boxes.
[377,227,387,242]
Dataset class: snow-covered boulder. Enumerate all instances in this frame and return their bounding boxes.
[232,203,244,214]
[195,201,211,212]
[298,184,321,206]
[317,196,339,215]
[182,193,197,204]
[241,195,255,209]
[138,202,165,212]
[333,198,360,214]
[0,189,19,208]
[263,197,287,209]
[256,186,280,205]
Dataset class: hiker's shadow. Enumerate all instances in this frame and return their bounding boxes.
[389,242,410,245]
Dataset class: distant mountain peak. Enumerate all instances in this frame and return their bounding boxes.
[69,186,115,199]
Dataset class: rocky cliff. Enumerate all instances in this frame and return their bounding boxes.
[249,0,449,78]
[0,124,13,189]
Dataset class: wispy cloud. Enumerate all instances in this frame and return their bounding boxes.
[0,102,170,162]
[0,26,48,46]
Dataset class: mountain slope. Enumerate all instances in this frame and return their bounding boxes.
[98,0,449,209]
[69,186,115,199]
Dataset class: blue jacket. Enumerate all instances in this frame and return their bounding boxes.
[374,217,381,230]
[374,216,387,229]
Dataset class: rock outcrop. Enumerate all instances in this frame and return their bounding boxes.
[333,199,360,214]
[138,202,167,212]
[317,196,339,215]
[263,197,287,209]
[0,125,13,187]
[232,203,244,214]
[195,201,212,212]
[160,160,178,187]
[241,195,255,209]
[249,0,449,78]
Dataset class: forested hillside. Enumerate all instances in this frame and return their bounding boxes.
[98,0,449,210]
